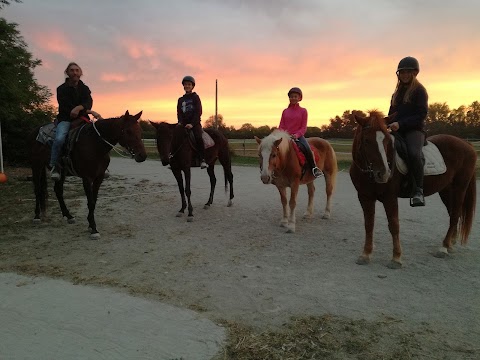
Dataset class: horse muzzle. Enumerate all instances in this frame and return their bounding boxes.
[135,152,147,162]
[260,174,272,184]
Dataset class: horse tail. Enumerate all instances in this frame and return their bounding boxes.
[459,172,476,245]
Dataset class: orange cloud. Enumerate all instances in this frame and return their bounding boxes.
[100,73,128,83]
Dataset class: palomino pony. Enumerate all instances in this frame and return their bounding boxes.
[30,111,147,238]
[350,111,476,268]
[255,129,338,233]
[150,122,234,221]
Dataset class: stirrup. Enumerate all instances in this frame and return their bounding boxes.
[312,167,323,178]
[50,167,61,181]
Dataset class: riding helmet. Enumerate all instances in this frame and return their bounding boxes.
[182,75,196,87]
[288,87,303,100]
[397,57,420,73]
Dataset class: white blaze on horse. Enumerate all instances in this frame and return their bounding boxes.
[255,129,338,233]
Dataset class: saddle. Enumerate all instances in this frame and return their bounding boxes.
[187,130,215,150]
[392,133,446,197]
[36,117,91,176]
[292,139,320,179]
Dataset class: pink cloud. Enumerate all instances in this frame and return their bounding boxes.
[32,30,75,58]
[119,38,157,59]
[100,73,128,83]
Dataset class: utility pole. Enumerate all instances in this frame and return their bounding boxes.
[215,79,218,129]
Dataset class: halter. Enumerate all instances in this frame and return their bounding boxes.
[352,124,395,181]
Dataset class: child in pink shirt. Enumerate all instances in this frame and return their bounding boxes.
[279,87,322,178]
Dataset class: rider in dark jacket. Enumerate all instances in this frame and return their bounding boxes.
[177,75,207,169]
[387,56,428,206]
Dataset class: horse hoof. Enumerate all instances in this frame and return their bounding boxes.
[187,216,194,222]
[65,217,75,224]
[227,200,233,207]
[434,247,450,258]
[387,260,402,269]
[176,212,184,217]
[203,204,210,210]
[356,256,370,265]
[321,213,331,220]
[302,213,313,220]
[280,222,288,228]
[90,232,101,240]
[33,218,41,224]
[286,227,295,233]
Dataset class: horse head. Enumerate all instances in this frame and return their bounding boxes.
[150,121,177,166]
[351,111,394,183]
[118,110,147,162]
[255,130,290,184]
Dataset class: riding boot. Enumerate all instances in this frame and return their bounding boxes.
[304,148,322,178]
[411,187,425,207]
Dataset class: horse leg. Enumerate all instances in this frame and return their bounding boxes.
[184,168,194,221]
[322,171,335,219]
[32,165,47,223]
[382,198,402,269]
[219,149,234,207]
[276,186,289,228]
[82,178,100,239]
[356,194,376,265]
[303,182,315,219]
[172,169,187,217]
[53,177,75,224]
[286,182,300,233]
[436,186,463,257]
[204,165,216,209]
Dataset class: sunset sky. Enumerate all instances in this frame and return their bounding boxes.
[4,0,480,129]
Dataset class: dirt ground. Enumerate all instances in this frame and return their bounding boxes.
[2,157,480,359]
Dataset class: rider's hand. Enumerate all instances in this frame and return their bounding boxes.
[70,105,83,118]
[388,122,400,132]
[185,124,193,129]
[90,111,102,120]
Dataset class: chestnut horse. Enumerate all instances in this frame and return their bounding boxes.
[255,129,338,233]
[150,122,234,221]
[30,111,147,238]
[350,111,477,268]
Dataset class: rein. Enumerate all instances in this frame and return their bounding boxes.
[168,127,189,160]
[92,120,134,158]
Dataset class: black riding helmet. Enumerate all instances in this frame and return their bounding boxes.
[288,87,303,100]
[182,75,195,87]
[397,57,420,74]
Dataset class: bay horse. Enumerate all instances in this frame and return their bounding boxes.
[350,111,477,268]
[30,111,147,239]
[255,129,338,233]
[150,122,234,221]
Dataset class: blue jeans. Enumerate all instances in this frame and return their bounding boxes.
[50,121,71,167]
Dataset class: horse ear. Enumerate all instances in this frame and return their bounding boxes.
[124,110,130,116]
[133,111,143,121]
[149,120,159,129]
[254,136,262,145]
[351,113,368,126]
[274,138,283,147]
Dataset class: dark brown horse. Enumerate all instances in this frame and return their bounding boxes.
[350,111,477,268]
[150,122,234,221]
[255,129,338,233]
[30,111,146,238]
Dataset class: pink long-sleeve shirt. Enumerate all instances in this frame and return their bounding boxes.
[278,103,308,138]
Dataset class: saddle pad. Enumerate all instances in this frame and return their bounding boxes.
[202,131,215,149]
[396,140,446,176]
[292,141,319,167]
[36,123,56,145]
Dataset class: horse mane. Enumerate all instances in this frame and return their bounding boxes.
[262,129,291,157]
[367,110,388,133]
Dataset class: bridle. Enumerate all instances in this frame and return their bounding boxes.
[168,126,189,160]
[352,124,395,181]
[91,120,135,158]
